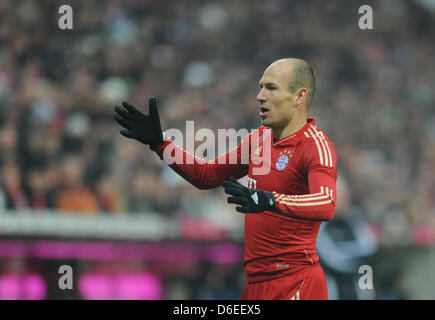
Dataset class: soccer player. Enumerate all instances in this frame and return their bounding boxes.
[114,58,337,300]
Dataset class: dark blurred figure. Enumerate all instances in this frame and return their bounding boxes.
[317,174,378,300]
[24,165,58,210]
[376,267,408,300]
[0,160,29,209]
[0,123,18,164]
[126,169,177,216]
[193,263,242,300]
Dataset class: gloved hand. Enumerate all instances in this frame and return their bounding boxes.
[114,97,164,148]
[222,176,276,213]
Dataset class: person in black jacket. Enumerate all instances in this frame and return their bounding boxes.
[317,174,378,300]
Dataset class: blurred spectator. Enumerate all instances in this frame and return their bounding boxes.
[95,172,124,213]
[126,169,160,214]
[0,123,18,163]
[317,175,378,300]
[25,165,54,210]
[55,155,100,214]
[0,161,29,209]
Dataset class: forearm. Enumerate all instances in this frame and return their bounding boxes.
[272,187,335,221]
[270,169,336,221]
[151,139,248,190]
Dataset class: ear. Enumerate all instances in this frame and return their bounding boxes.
[295,88,308,106]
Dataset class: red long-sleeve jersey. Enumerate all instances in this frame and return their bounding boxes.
[151,118,337,283]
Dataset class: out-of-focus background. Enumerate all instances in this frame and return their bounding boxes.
[0,0,434,300]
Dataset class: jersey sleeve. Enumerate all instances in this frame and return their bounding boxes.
[150,131,251,189]
[271,136,338,221]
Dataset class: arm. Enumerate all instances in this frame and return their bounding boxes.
[272,138,337,221]
[223,138,337,221]
[114,97,249,190]
[272,167,336,221]
[151,135,249,189]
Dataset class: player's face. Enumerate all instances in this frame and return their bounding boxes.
[256,66,297,129]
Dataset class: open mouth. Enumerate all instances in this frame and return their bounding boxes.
[259,106,270,117]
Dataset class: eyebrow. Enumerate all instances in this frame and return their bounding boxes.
[259,81,279,87]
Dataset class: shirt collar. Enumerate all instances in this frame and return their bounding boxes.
[271,118,317,146]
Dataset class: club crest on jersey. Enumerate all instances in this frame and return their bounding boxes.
[275,150,293,171]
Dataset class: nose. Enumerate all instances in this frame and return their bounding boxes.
[256,88,267,103]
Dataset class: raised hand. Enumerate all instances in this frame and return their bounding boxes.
[114,97,164,148]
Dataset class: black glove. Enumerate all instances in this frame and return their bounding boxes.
[222,176,276,213]
[114,97,164,148]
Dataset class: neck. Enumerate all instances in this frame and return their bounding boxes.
[272,115,307,140]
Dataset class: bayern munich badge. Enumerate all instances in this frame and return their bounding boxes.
[275,154,290,171]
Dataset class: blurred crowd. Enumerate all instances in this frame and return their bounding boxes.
[0,0,435,249]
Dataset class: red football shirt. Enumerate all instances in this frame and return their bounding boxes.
[152,118,337,283]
